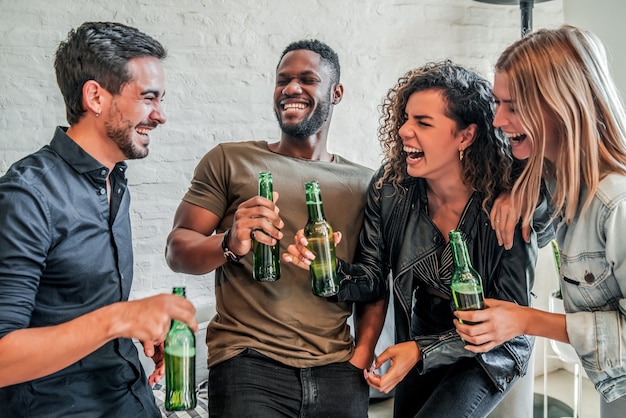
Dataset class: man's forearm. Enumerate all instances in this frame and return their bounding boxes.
[352,296,388,368]
[0,304,119,387]
[165,229,227,275]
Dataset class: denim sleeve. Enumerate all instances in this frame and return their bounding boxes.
[0,179,50,338]
[336,174,389,303]
[567,198,626,372]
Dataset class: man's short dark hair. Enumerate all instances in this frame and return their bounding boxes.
[54,22,166,125]
[279,39,341,84]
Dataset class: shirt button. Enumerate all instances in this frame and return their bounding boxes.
[100,169,107,176]
[99,188,106,195]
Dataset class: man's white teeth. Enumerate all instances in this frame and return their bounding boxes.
[284,103,307,110]
[136,128,150,135]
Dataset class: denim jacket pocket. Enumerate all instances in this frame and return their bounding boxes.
[560,251,621,313]
[561,250,624,377]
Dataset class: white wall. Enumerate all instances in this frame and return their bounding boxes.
[564,0,626,99]
[0,0,565,310]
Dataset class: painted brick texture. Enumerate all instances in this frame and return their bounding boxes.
[0,0,564,309]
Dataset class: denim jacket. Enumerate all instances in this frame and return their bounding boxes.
[558,173,626,402]
[337,168,538,392]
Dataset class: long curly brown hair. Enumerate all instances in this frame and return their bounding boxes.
[377,61,513,211]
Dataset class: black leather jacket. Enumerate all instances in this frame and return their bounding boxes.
[337,168,540,392]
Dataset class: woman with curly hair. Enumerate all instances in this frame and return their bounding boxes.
[285,60,539,417]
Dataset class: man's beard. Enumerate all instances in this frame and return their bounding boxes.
[276,95,331,138]
[104,105,150,160]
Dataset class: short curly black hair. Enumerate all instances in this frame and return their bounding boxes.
[278,39,340,84]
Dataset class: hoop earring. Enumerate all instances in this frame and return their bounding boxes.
[459,148,464,161]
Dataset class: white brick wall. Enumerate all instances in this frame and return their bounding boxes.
[0,0,564,310]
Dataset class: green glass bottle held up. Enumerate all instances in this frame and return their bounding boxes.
[253,171,281,281]
[164,287,196,411]
[449,230,485,324]
[303,181,339,297]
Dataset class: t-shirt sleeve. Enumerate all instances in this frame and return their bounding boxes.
[182,144,229,219]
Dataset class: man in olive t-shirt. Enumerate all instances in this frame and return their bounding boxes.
[165,40,386,418]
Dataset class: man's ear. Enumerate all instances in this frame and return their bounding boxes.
[83,80,106,116]
[331,83,344,105]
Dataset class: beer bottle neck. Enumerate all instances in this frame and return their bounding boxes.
[170,287,188,330]
[307,201,325,222]
[305,181,326,222]
[450,237,472,273]
[258,172,273,200]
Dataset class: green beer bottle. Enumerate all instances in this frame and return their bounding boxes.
[253,171,280,282]
[303,181,339,297]
[449,230,485,324]
[165,287,196,411]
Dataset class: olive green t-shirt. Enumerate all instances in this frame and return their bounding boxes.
[183,140,373,368]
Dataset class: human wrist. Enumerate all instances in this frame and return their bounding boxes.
[221,229,243,264]
[97,302,125,341]
[351,345,375,369]
[520,305,533,335]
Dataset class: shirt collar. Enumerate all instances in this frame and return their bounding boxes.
[50,126,128,177]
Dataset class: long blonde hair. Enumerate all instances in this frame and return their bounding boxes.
[496,25,626,225]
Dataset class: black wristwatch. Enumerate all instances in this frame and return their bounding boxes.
[221,229,242,264]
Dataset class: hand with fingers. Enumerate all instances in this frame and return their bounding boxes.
[282,229,343,269]
[229,192,284,257]
[453,298,526,352]
[489,191,530,250]
[146,342,165,385]
[363,341,421,394]
[118,293,198,350]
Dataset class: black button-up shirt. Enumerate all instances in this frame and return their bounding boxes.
[0,127,159,417]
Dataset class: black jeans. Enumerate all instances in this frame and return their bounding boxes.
[208,349,369,418]
[393,357,512,418]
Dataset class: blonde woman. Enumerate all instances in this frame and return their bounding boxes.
[455,25,626,417]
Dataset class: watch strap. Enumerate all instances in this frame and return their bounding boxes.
[221,229,242,264]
